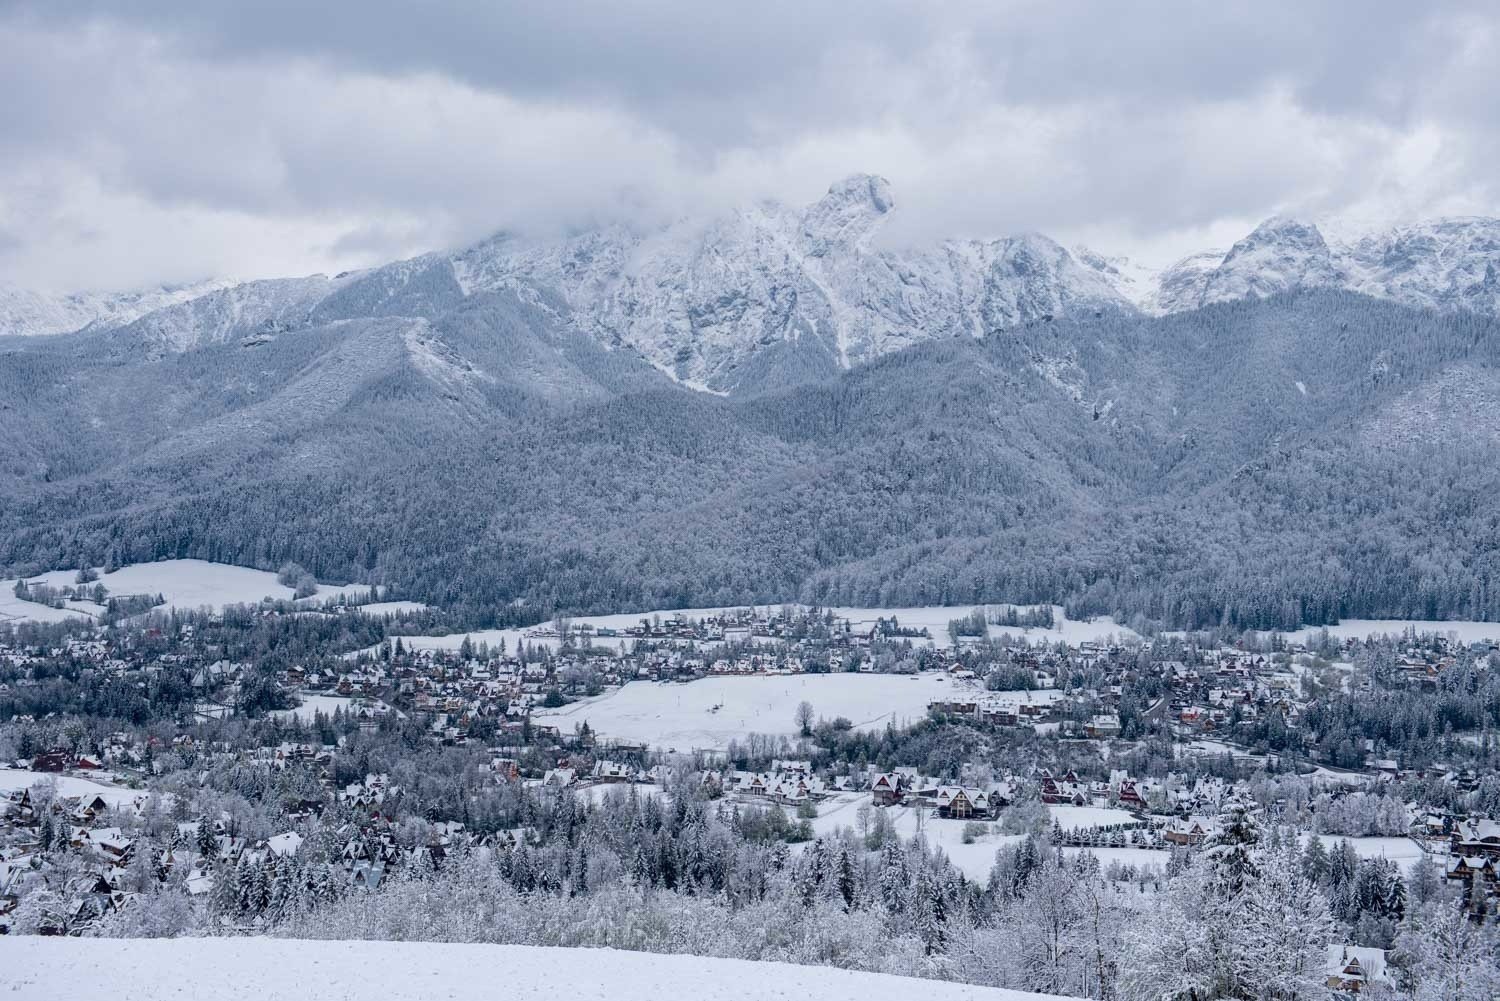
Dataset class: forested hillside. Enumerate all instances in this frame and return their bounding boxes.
[2,289,1498,630]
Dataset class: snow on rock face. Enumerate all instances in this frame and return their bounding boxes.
[799,173,895,255]
[1,937,1079,1001]
[1345,217,1500,314]
[117,275,341,351]
[15,174,1500,394]
[450,175,1138,391]
[1199,216,1343,306]
[1162,215,1500,316]
[0,279,229,338]
[1148,248,1226,314]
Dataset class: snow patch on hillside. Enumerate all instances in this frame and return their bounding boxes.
[0,559,368,622]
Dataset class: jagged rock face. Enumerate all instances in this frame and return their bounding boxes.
[1158,215,1500,317]
[1347,218,1500,314]
[450,177,1137,391]
[1150,249,1226,314]
[11,176,1500,394]
[1198,217,1344,306]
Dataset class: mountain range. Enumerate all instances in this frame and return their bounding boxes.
[4,176,1500,630]
[5,174,1500,395]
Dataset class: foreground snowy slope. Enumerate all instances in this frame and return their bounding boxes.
[2,938,1075,1001]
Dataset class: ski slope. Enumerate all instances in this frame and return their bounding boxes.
[2,937,1078,1001]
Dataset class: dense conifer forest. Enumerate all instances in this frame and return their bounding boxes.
[3,290,1499,630]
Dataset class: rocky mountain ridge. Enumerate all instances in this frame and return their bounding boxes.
[7,176,1500,393]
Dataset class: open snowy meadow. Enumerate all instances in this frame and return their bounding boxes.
[0,767,145,809]
[363,602,1141,658]
[0,938,1076,1001]
[0,559,371,623]
[1276,618,1500,645]
[534,673,1060,751]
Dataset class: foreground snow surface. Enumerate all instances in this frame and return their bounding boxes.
[2,938,1074,1001]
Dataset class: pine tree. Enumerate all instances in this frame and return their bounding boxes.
[196,816,219,863]
[1409,853,1442,905]
[834,842,858,911]
[878,840,910,916]
[210,859,241,920]
[1203,800,1259,899]
[1301,832,1328,884]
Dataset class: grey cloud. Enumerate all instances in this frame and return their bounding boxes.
[10,2,1493,137]
[0,2,1498,290]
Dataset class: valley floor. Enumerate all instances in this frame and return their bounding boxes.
[1,937,1075,1001]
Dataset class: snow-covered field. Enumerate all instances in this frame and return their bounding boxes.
[806,797,1143,882]
[365,602,1140,658]
[270,694,355,724]
[0,559,369,622]
[809,793,1021,881]
[534,673,1025,751]
[1,937,1074,1001]
[0,587,85,623]
[1278,619,1500,644]
[0,768,143,808]
[354,600,428,616]
[573,782,667,806]
[1303,834,1428,872]
[369,624,546,657]
[1048,806,1139,829]
[829,604,1140,649]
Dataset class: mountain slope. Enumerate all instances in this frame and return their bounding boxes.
[0,279,229,339]
[5,289,1500,629]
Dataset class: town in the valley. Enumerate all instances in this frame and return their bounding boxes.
[2,589,1498,995]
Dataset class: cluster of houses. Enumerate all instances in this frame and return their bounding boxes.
[0,756,540,934]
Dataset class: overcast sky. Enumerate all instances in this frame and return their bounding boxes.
[3,2,1498,291]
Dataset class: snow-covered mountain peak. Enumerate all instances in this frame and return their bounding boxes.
[1242,214,1328,246]
[14,177,1500,396]
[799,173,895,256]
[1198,215,1343,306]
